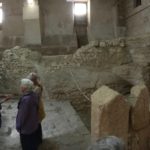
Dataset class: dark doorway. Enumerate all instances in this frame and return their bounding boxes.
[134,0,141,7]
[73,2,88,48]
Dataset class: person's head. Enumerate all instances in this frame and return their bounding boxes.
[27,72,38,85]
[20,78,33,93]
[88,136,125,150]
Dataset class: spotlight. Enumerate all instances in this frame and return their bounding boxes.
[27,0,34,5]
[0,3,3,24]
[73,3,87,16]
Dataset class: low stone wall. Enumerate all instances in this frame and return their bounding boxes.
[37,38,133,102]
[0,36,150,107]
[72,38,131,68]
[91,84,150,150]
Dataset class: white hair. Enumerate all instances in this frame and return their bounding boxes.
[21,78,33,92]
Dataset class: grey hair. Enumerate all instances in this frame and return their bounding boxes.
[88,136,125,150]
[21,78,33,92]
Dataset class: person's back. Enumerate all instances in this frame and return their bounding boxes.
[16,91,39,134]
[27,72,46,145]
[27,72,46,122]
[87,136,125,150]
[16,78,39,150]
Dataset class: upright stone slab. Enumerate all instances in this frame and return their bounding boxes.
[91,85,130,143]
[129,126,150,150]
[130,84,150,130]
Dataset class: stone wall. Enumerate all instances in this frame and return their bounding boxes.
[0,0,129,52]
[88,0,116,40]
[0,36,150,134]
[1,36,150,107]
[36,38,134,104]
[1,0,150,49]
[125,34,150,89]
[0,37,149,98]
[125,0,150,36]
[1,35,150,91]
[2,0,24,47]
[0,38,132,104]
[0,0,77,51]
[39,0,77,52]
[91,84,150,150]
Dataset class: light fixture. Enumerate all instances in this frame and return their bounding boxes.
[27,0,34,5]
[0,3,3,24]
[73,3,87,16]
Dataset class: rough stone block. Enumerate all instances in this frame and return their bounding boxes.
[89,40,99,47]
[130,84,150,131]
[129,126,150,150]
[99,41,106,47]
[91,85,130,143]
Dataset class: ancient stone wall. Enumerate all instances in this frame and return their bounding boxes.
[0,36,150,108]
[36,38,133,108]
[0,36,150,137]
[125,0,150,37]
[0,38,132,110]
[2,0,24,47]
[0,37,148,97]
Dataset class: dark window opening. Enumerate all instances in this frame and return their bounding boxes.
[134,0,141,7]
[73,2,88,48]
[0,2,3,30]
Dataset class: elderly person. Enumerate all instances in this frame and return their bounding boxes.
[87,136,125,150]
[16,78,39,150]
[27,72,46,144]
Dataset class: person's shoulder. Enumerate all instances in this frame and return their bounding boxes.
[34,85,42,94]
[34,86,41,91]
[22,95,31,102]
[23,92,35,101]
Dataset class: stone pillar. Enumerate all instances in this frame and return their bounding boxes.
[112,0,126,38]
[23,0,41,45]
[129,84,150,150]
[91,85,130,143]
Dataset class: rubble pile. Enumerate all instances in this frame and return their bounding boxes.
[0,46,41,93]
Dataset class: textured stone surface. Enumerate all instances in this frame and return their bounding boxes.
[72,38,131,68]
[0,100,90,150]
[112,64,144,85]
[129,126,150,150]
[91,86,130,143]
[129,84,150,131]
[0,46,41,93]
[126,35,150,66]
[0,37,149,108]
[0,43,133,115]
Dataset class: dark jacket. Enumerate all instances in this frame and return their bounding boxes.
[16,91,39,134]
